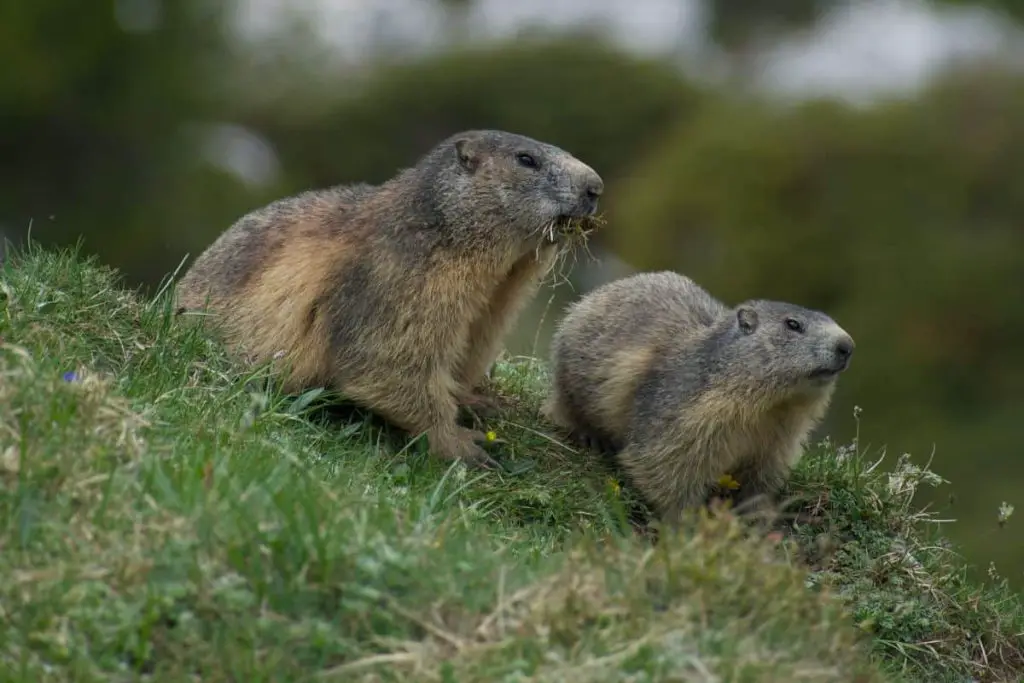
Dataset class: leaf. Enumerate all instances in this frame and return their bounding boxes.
[502,458,537,476]
[286,387,326,415]
[391,463,411,482]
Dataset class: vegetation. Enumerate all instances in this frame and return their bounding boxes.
[1,245,1020,682]
[4,2,1023,581]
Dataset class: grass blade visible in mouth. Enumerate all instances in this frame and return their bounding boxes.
[558,214,606,249]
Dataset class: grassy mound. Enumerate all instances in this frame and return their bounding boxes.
[0,245,1020,682]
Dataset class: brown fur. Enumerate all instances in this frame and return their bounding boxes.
[177,130,604,468]
[544,271,855,524]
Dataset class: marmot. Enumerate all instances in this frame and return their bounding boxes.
[176,129,604,468]
[543,271,855,523]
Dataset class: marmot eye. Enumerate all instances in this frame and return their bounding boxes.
[516,152,538,169]
[785,318,804,333]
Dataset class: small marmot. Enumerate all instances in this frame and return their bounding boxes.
[543,271,855,523]
[176,129,604,468]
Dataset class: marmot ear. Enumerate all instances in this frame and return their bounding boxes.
[455,138,480,173]
[737,307,758,334]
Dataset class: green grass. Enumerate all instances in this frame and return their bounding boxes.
[0,244,1021,683]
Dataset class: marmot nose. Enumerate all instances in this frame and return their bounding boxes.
[833,335,855,368]
[577,173,604,216]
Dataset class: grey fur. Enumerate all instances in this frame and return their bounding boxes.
[176,129,604,469]
[544,271,855,523]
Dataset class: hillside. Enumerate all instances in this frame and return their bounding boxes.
[0,245,1021,682]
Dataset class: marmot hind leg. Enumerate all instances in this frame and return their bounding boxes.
[340,366,500,469]
[542,385,620,455]
[565,423,621,455]
[458,385,503,418]
[457,388,504,430]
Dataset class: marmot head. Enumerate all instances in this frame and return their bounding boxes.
[423,129,604,247]
[722,300,855,395]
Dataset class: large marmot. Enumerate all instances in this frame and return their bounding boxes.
[543,271,855,523]
[176,129,604,468]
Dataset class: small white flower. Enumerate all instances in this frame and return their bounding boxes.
[998,502,1014,527]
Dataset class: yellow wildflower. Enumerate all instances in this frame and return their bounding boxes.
[717,474,741,491]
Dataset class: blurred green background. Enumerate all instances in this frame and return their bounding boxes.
[2,0,1021,586]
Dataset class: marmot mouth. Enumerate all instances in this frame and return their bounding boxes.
[808,367,841,381]
[545,214,604,244]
